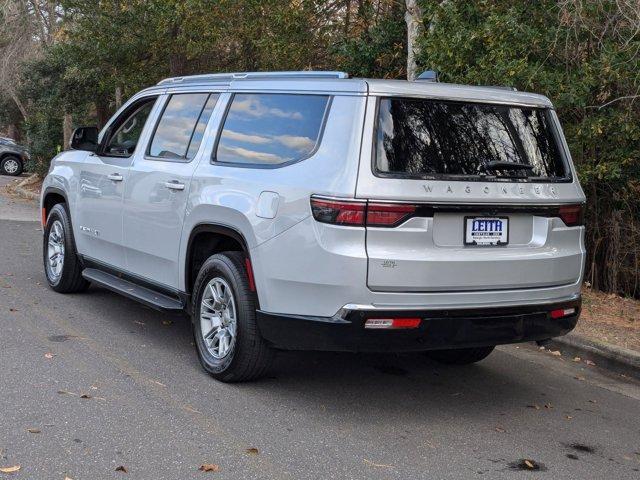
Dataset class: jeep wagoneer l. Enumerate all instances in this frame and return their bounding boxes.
[41,71,585,381]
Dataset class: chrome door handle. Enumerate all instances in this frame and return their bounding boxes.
[164,181,185,191]
[107,173,123,182]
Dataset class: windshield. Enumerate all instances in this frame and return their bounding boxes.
[375,97,569,181]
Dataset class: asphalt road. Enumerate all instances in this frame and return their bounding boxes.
[1,187,640,479]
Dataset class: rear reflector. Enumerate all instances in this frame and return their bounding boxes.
[550,307,576,319]
[364,317,422,329]
[557,204,584,227]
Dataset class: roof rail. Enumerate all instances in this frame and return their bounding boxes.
[157,71,350,86]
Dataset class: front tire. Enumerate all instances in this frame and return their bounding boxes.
[192,251,273,382]
[426,346,495,365]
[43,204,89,293]
[1,155,23,176]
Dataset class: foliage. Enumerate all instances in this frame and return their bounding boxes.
[417,0,640,296]
[1,0,639,296]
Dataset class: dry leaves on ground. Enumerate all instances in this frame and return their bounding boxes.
[26,428,41,434]
[245,448,259,455]
[44,352,56,359]
[115,465,128,473]
[0,465,20,473]
[199,464,220,472]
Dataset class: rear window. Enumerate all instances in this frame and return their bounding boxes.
[375,97,568,181]
[215,93,329,166]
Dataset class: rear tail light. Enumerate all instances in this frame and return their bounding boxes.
[364,317,422,329]
[557,204,584,227]
[367,203,417,227]
[310,198,366,226]
[550,307,576,319]
[310,197,417,228]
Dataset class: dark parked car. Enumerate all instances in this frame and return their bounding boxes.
[0,137,29,176]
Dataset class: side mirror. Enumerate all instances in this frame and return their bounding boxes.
[70,126,99,152]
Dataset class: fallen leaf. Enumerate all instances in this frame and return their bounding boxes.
[363,459,393,468]
[574,375,586,381]
[495,426,506,433]
[27,428,41,434]
[585,360,596,366]
[64,477,73,480]
[565,415,573,420]
[589,399,597,404]
[44,352,56,359]
[0,466,20,473]
[8,308,17,312]
[524,459,535,469]
[80,394,91,399]
[527,404,540,410]
[162,320,172,325]
[115,465,128,473]
[57,390,77,396]
[573,356,581,362]
[549,350,562,356]
[544,403,553,409]
[245,447,259,455]
[199,464,220,472]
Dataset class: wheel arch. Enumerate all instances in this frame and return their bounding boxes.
[185,223,254,297]
[42,187,68,224]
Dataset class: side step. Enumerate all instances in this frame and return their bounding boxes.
[82,268,184,312]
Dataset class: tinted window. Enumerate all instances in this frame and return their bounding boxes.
[215,94,329,165]
[376,98,567,181]
[149,93,218,159]
[106,99,156,156]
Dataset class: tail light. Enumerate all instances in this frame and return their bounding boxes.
[557,204,584,227]
[310,197,417,228]
[310,198,366,226]
[367,203,417,227]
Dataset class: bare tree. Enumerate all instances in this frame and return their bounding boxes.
[405,0,423,80]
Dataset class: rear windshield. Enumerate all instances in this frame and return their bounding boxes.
[375,97,569,181]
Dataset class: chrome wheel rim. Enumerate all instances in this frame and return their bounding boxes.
[200,277,237,359]
[4,158,19,174]
[46,220,65,281]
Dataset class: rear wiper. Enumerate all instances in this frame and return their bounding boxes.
[480,161,535,172]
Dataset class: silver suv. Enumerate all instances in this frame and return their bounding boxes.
[41,71,585,382]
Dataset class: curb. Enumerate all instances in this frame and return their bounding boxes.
[545,333,640,381]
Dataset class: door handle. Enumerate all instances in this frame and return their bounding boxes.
[107,173,123,182]
[164,181,185,191]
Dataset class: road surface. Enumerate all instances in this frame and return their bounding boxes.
[1,184,639,479]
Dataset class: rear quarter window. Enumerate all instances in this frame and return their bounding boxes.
[375,97,569,182]
[214,93,330,166]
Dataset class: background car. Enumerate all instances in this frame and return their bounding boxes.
[0,137,30,176]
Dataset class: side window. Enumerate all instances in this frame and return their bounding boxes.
[149,93,219,160]
[105,98,157,156]
[215,93,329,166]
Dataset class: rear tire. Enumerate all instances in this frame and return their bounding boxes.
[1,155,23,176]
[192,251,274,382]
[426,346,495,365]
[43,204,90,293]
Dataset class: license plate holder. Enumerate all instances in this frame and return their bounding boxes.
[464,216,509,246]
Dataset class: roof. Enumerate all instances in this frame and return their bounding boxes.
[152,71,553,108]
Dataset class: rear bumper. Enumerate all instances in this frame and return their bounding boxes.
[256,297,580,352]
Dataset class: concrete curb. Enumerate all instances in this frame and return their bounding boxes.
[546,333,640,381]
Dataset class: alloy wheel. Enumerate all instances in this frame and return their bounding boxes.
[200,277,237,359]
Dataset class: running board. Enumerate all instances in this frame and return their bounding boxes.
[82,268,184,312]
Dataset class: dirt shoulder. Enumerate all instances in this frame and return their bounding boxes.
[577,287,640,352]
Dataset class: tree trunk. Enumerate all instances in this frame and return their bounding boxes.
[115,85,123,109]
[405,0,423,81]
[63,113,73,150]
